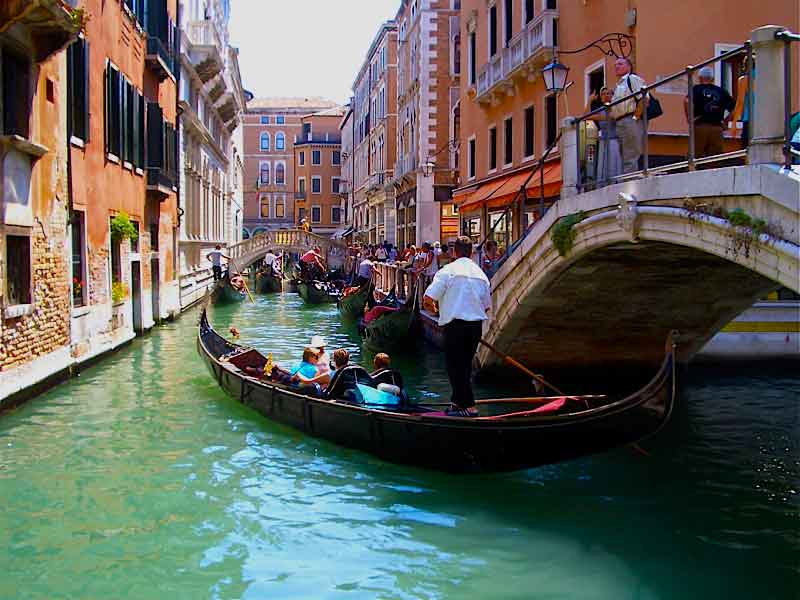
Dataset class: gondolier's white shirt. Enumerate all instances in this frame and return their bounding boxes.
[424,257,491,326]
[264,252,278,266]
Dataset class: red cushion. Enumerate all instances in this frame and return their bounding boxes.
[532,398,567,413]
[364,305,398,324]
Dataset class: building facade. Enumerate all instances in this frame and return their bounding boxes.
[339,104,355,235]
[242,97,338,237]
[177,0,246,309]
[67,0,181,360]
[351,21,399,245]
[0,0,80,401]
[394,0,461,248]
[454,0,800,252]
[293,108,345,236]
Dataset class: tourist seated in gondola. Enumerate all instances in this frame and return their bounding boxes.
[370,353,408,406]
[309,335,331,377]
[290,347,331,389]
[229,274,245,291]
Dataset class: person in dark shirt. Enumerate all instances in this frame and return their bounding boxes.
[684,67,736,158]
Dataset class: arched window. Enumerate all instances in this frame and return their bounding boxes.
[259,195,270,218]
[242,228,251,240]
[259,162,270,185]
[260,132,270,151]
[275,162,285,184]
[276,132,285,150]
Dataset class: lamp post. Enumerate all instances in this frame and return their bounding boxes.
[542,32,635,93]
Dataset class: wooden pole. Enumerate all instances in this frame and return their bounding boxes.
[478,339,565,396]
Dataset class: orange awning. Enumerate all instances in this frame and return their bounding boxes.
[456,162,562,213]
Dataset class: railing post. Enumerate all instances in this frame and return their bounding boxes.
[560,117,579,198]
[747,26,787,165]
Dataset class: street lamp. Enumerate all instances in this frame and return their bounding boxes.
[542,32,635,92]
[421,159,436,177]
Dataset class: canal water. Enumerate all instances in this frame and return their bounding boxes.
[1,293,797,599]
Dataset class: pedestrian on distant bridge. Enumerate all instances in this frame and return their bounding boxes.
[423,236,491,417]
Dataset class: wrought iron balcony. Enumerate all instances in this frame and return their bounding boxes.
[186,20,224,83]
[0,0,81,62]
[146,35,176,82]
[294,191,306,200]
[294,133,343,145]
[147,167,176,197]
[474,10,558,105]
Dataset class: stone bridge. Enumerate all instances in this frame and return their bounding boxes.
[481,27,799,371]
[226,229,347,271]
[483,165,800,371]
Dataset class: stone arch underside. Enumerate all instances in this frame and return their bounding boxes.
[488,241,779,372]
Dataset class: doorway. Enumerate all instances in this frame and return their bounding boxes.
[131,261,143,333]
[151,258,160,324]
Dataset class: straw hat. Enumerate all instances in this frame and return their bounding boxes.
[309,335,327,349]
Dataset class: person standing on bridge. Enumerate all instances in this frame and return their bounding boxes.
[423,236,491,417]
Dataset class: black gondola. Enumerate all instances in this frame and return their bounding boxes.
[256,266,282,294]
[297,280,340,304]
[337,280,372,319]
[213,272,247,304]
[359,288,417,350]
[198,309,677,473]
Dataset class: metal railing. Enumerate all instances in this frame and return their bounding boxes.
[575,44,752,192]
[146,35,176,76]
[777,29,800,168]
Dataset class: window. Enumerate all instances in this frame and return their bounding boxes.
[504,0,512,45]
[275,162,285,184]
[105,62,121,157]
[298,177,306,194]
[260,132,270,151]
[546,0,557,9]
[260,195,270,218]
[545,94,557,147]
[275,197,285,218]
[302,122,311,141]
[524,105,535,158]
[312,150,321,165]
[131,221,140,252]
[70,211,87,307]
[311,206,321,223]
[489,126,497,170]
[276,115,285,124]
[332,177,341,193]
[149,222,159,251]
[525,0,534,23]
[2,48,31,137]
[299,151,305,166]
[489,4,498,57]
[6,235,31,306]
[468,137,476,179]
[331,206,342,223]
[123,80,134,164]
[332,150,341,165]
[260,115,270,124]
[276,132,285,150]
[67,36,90,142]
[135,92,145,169]
[504,117,513,165]
[468,31,476,85]
[298,207,306,222]
[259,162,270,185]
[312,176,321,194]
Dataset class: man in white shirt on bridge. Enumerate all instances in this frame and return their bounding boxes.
[423,236,491,417]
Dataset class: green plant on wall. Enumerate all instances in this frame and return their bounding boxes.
[110,211,138,243]
[550,211,586,257]
[111,281,128,305]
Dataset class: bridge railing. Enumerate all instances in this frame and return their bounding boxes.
[226,229,346,270]
[370,261,435,308]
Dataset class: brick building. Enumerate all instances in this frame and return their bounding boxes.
[454,0,800,251]
[242,97,338,237]
[293,107,346,235]
[351,21,398,244]
[66,0,180,364]
[0,0,80,401]
[394,0,461,248]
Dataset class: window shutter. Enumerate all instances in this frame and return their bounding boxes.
[146,101,164,168]
[83,40,90,142]
[137,93,145,168]
[104,62,110,153]
[132,91,139,168]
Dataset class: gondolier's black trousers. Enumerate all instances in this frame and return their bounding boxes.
[212,265,222,281]
[443,319,483,408]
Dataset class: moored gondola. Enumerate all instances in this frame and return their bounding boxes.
[213,272,247,304]
[338,280,372,319]
[359,288,417,351]
[198,309,677,473]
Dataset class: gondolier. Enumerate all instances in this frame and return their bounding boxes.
[206,245,231,282]
[423,236,491,417]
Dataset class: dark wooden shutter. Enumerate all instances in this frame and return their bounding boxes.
[3,49,31,137]
[84,40,90,142]
[121,79,128,162]
[132,89,140,168]
[137,93,145,168]
[146,101,164,168]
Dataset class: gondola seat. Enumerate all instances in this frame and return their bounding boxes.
[370,368,410,407]
[325,365,375,401]
[363,305,398,324]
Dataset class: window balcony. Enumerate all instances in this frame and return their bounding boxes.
[474,10,558,106]
[186,20,224,83]
[0,0,81,62]
[368,170,393,192]
[147,167,176,196]
[294,191,306,200]
[394,153,418,180]
[146,35,176,82]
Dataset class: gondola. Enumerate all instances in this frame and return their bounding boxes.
[337,279,372,320]
[256,267,282,294]
[198,309,677,474]
[213,272,247,304]
[359,288,417,351]
[297,280,340,304]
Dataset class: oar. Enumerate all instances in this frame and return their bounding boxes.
[231,258,255,304]
[479,339,565,396]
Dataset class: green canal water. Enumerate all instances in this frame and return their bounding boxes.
[1,293,797,599]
